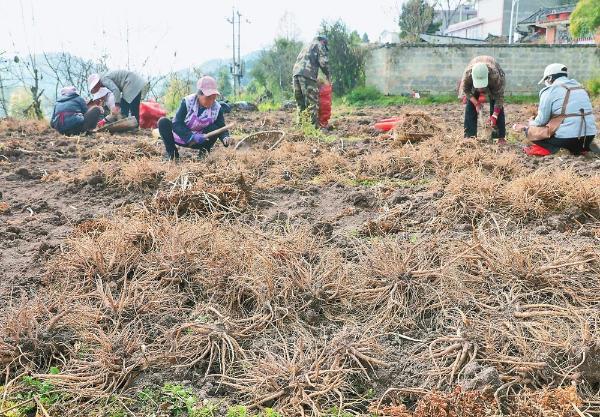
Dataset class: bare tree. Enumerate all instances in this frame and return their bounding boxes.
[433,0,473,33]
[0,52,12,117]
[10,53,44,119]
[277,11,301,41]
[43,51,99,98]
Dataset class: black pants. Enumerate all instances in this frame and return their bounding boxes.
[120,93,141,122]
[464,97,506,139]
[536,135,595,155]
[63,107,103,135]
[158,117,220,158]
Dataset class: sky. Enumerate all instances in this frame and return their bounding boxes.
[0,0,401,76]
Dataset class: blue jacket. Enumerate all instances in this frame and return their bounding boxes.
[50,93,88,133]
[531,77,597,139]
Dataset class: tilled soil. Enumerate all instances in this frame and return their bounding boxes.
[1,104,599,416]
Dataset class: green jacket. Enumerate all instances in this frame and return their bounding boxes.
[293,39,330,81]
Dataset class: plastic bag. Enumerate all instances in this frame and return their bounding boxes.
[319,84,332,128]
[139,101,167,129]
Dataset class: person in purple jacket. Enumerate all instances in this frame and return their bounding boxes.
[157,76,231,160]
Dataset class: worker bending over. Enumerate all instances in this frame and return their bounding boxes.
[459,55,506,144]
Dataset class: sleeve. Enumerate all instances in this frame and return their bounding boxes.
[531,89,553,126]
[461,70,473,99]
[105,92,115,110]
[202,107,230,143]
[318,44,330,78]
[101,76,122,104]
[77,97,88,114]
[216,108,230,142]
[172,99,193,142]
[492,69,505,109]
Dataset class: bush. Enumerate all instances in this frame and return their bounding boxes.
[570,0,600,39]
[346,86,383,104]
[8,87,38,119]
[585,75,600,97]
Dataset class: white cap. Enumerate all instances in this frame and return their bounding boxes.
[88,73,101,91]
[92,87,111,100]
[538,63,568,84]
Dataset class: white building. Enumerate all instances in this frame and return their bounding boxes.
[445,0,565,40]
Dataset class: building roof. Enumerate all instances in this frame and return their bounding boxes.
[419,33,487,44]
[518,4,576,26]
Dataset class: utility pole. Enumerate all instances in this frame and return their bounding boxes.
[508,0,520,44]
[227,7,249,97]
[226,8,250,96]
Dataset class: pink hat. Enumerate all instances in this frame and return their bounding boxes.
[197,76,220,96]
[60,86,77,96]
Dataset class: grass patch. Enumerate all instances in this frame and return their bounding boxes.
[339,86,538,107]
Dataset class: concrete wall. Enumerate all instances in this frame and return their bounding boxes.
[365,44,599,95]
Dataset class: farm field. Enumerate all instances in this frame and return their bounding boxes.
[1,103,600,417]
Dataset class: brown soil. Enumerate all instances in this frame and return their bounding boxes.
[0,105,599,416]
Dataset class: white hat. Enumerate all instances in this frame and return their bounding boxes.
[92,87,111,100]
[87,73,101,91]
[538,63,568,84]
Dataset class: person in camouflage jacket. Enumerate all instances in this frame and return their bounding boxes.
[293,36,330,127]
[459,55,506,143]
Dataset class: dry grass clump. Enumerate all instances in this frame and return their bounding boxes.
[4,212,362,409]
[226,328,386,415]
[0,118,51,135]
[152,180,251,217]
[391,112,443,144]
[344,239,444,332]
[354,149,417,181]
[393,133,528,182]
[82,141,161,162]
[504,168,600,217]
[438,167,600,223]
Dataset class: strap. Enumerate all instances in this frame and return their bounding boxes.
[559,85,585,115]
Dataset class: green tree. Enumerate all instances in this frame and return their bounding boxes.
[249,37,303,101]
[319,20,367,96]
[217,65,233,98]
[162,75,193,114]
[570,0,600,39]
[399,0,436,41]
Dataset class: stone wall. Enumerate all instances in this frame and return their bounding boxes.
[365,44,599,95]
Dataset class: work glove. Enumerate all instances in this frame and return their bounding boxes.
[189,132,206,144]
[97,119,107,128]
[488,107,501,127]
[222,136,231,147]
[469,97,482,113]
[478,94,487,104]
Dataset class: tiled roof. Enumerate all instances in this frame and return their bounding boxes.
[518,4,576,25]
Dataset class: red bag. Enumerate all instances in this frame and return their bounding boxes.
[139,101,167,129]
[319,84,332,128]
[523,144,552,156]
